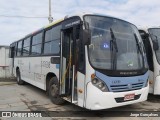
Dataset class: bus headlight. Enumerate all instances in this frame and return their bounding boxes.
[98,82,104,88]
[92,78,98,84]
[91,74,108,92]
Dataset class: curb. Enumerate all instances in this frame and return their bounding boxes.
[0,82,17,86]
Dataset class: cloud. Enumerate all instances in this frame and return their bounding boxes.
[0,0,160,45]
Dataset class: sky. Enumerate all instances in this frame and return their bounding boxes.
[0,0,160,45]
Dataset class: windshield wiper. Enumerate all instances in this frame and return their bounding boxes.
[110,28,118,52]
[110,28,118,70]
[134,33,142,54]
[134,33,145,67]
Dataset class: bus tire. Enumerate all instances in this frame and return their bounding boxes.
[49,77,65,105]
[16,69,24,85]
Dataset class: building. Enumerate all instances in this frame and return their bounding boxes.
[0,46,11,78]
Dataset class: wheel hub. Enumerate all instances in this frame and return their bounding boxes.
[50,84,58,97]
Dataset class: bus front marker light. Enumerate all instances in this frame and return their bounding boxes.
[78,89,83,93]
[149,80,153,84]
[91,73,96,80]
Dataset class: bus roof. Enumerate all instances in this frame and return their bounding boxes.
[45,19,64,29]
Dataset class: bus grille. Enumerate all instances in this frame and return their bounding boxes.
[110,82,144,92]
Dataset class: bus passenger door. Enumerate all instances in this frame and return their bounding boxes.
[59,26,79,103]
[9,45,15,76]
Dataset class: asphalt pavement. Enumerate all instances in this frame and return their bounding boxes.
[0,79,160,120]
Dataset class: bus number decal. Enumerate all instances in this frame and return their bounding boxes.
[41,61,50,68]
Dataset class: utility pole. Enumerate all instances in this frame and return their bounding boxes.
[48,0,53,23]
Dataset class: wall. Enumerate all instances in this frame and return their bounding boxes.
[0,46,11,78]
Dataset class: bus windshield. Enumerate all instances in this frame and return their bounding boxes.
[84,15,144,71]
[148,28,160,63]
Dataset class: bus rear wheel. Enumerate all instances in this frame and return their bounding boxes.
[16,69,24,85]
[49,77,65,105]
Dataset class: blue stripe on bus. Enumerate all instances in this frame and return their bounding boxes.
[56,64,60,69]
[95,71,149,92]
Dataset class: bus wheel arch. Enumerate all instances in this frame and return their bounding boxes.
[48,76,65,105]
[16,67,19,72]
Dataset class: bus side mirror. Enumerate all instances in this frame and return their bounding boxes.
[150,35,159,51]
[83,29,91,45]
[153,40,159,51]
[140,33,149,39]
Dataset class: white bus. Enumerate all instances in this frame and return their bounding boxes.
[139,27,160,95]
[10,13,149,110]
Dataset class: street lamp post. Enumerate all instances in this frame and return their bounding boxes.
[48,0,53,23]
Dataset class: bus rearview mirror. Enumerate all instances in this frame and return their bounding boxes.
[83,29,91,45]
[140,33,149,39]
[153,40,159,51]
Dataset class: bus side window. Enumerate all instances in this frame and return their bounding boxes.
[17,41,22,56]
[22,37,31,56]
[31,32,43,55]
[140,30,154,71]
[43,24,61,55]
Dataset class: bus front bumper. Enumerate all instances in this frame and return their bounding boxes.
[85,82,149,110]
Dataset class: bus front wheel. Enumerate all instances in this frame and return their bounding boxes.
[49,77,65,105]
[16,69,24,85]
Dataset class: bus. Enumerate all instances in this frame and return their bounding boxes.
[139,27,160,95]
[10,13,149,110]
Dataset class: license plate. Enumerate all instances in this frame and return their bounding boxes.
[124,94,135,101]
